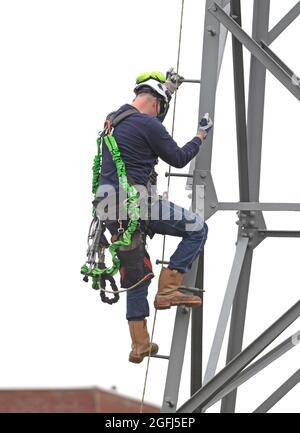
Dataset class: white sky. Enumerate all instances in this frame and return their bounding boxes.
[0,0,299,413]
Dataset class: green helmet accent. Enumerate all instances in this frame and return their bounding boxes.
[136,70,166,84]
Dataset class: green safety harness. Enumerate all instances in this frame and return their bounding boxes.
[81,109,154,304]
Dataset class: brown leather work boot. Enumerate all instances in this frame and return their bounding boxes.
[128,320,159,364]
[154,267,202,310]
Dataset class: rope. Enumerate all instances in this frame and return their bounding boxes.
[161,0,185,264]
[140,0,185,413]
[98,273,154,294]
[140,309,158,414]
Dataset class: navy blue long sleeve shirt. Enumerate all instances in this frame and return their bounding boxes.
[99,104,202,188]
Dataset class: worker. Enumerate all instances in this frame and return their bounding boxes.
[95,70,212,363]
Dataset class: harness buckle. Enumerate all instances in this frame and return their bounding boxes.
[117,219,124,234]
[104,119,112,135]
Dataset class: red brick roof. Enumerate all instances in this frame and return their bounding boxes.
[0,388,159,413]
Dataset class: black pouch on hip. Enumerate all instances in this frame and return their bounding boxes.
[116,231,154,289]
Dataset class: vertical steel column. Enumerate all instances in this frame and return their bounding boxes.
[187,1,229,184]
[221,0,270,413]
[194,0,227,172]
[203,0,251,389]
[161,306,191,413]
[191,252,204,398]
[189,0,229,401]
[230,0,249,202]
[247,0,270,202]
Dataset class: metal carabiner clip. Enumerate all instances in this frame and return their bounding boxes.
[117,219,124,234]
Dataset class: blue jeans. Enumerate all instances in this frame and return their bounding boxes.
[108,198,208,321]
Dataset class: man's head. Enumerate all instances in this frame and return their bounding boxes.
[133,73,171,122]
[132,88,165,119]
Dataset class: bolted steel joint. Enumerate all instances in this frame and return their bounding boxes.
[165,398,175,408]
[207,25,217,36]
[181,306,189,315]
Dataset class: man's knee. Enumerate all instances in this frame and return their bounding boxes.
[188,220,208,243]
[185,214,207,235]
[197,220,208,236]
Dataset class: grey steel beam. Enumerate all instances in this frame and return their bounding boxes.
[231,0,250,202]
[258,230,300,238]
[221,248,254,412]
[177,300,300,413]
[267,2,300,45]
[218,202,300,211]
[196,0,227,170]
[193,170,218,220]
[161,306,191,412]
[203,331,300,410]
[220,0,270,413]
[209,2,300,101]
[246,0,270,202]
[222,0,231,7]
[260,41,296,79]
[253,369,300,413]
[217,3,229,79]
[203,237,249,385]
[182,79,201,84]
[165,172,193,178]
[191,253,204,405]
[186,0,229,189]
[186,0,229,406]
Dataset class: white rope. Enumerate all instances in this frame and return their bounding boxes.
[98,273,154,294]
[140,309,158,413]
[140,0,185,413]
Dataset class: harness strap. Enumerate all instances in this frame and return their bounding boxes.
[107,108,138,128]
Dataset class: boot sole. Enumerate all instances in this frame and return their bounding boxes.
[129,345,159,364]
[154,299,202,310]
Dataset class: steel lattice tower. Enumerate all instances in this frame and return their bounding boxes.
[160,0,300,413]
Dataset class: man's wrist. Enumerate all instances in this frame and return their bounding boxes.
[197,130,206,141]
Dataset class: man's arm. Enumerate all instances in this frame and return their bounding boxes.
[145,117,203,169]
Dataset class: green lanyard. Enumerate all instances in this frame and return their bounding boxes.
[81,131,140,282]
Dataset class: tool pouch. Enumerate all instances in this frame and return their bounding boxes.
[116,231,154,289]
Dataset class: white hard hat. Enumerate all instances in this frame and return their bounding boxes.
[134,78,171,121]
[134,78,169,102]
